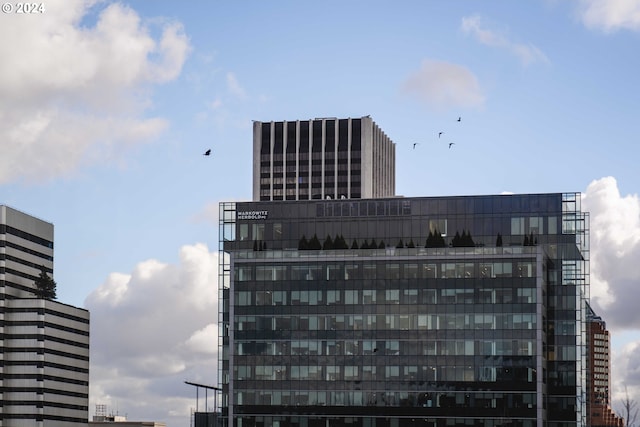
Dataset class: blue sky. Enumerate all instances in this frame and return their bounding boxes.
[2,0,640,425]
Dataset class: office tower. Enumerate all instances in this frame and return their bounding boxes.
[218,192,590,427]
[1,205,90,426]
[253,116,395,201]
[586,305,624,427]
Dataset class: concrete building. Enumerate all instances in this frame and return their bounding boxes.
[219,117,591,426]
[1,205,90,426]
[586,305,623,427]
[253,117,395,201]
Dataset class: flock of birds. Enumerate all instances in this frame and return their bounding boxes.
[201,116,463,157]
[414,116,462,150]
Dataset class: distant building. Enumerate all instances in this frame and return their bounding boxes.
[253,116,395,201]
[90,404,166,427]
[1,205,90,426]
[89,420,166,427]
[587,305,624,427]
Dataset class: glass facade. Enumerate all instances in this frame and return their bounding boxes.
[219,193,589,427]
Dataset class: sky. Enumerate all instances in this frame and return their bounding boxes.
[1,0,640,425]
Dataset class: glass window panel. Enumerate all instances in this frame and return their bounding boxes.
[385,290,400,304]
[345,290,359,304]
[327,290,342,304]
[405,263,418,279]
[423,341,436,355]
[386,341,400,355]
[441,263,456,278]
[363,265,377,279]
[422,263,437,278]
[274,266,286,280]
[528,217,543,234]
[385,366,400,379]
[256,291,272,305]
[403,289,418,304]
[362,366,376,380]
[237,291,251,306]
[422,289,436,304]
[237,266,253,281]
[480,263,492,278]
[517,261,535,277]
[511,217,525,235]
[345,264,359,280]
[386,264,400,279]
[399,315,410,330]
[326,264,341,280]
[363,290,376,304]
[344,366,358,380]
[273,222,282,238]
[429,219,448,236]
[326,366,340,381]
[239,224,249,241]
[252,223,265,240]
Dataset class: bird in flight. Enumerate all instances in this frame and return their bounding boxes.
[413,143,420,149]
[203,149,211,156]
[438,132,443,138]
[449,143,455,149]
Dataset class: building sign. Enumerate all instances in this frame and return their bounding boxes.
[237,210,268,220]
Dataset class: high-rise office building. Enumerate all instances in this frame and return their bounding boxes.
[219,192,590,427]
[586,305,623,427]
[220,116,590,427]
[1,205,90,426]
[253,117,395,201]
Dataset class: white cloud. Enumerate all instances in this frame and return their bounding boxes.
[583,177,640,327]
[401,60,485,110]
[577,0,640,33]
[581,177,640,413]
[0,0,190,184]
[86,243,218,426]
[461,15,549,66]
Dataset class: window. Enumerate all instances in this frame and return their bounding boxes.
[344,366,359,380]
[256,291,272,305]
[273,223,282,239]
[429,219,448,236]
[345,264,359,280]
[511,217,525,235]
[253,223,265,240]
[326,366,340,381]
[405,263,418,279]
[517,261,535,277]
[386,264,400,279]
[528,217,543,234]
[385,366,400,379]
[385,290,400,304]
[441,263,456,278]
[236,291,251,306]
[327,290,341,305]
[236,266,253,281]
[345,290,359,304]
[363,290,376,304]
[402,289,418,304]
[239,224,249,241]
[362,366,376,380]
